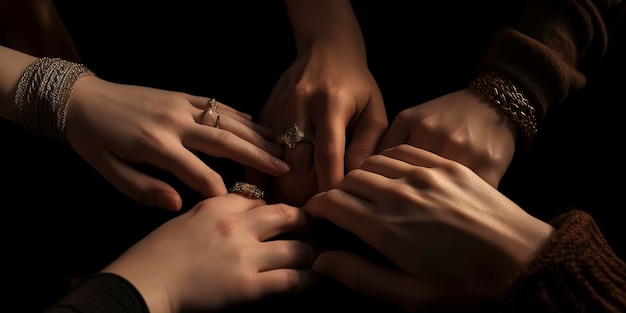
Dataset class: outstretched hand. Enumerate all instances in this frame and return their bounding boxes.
[252,47,387,206]
[66,76,290,211]
[303,144,554,312]
[102,193,316,312]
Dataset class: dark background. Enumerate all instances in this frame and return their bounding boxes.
[2,1,624,311]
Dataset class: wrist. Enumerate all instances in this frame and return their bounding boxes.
[285,0,366,61]
[13,57,95,142]
[101,265,175,313]
[468,70,538,148]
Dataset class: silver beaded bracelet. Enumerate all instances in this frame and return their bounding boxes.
[14,57,96,141]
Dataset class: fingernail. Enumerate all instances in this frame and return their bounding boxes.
[155,192,181,211]
[274,159,290,173]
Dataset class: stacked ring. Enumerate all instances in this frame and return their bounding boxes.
[203,98,222,128]
[207,98,217,114]
[215,112,222,129]
[229,182,266,199]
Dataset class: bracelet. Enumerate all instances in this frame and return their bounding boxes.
[228,182,266,199]
[468,70,538,146]
[14,57,96,142]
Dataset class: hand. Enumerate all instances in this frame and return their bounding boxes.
[66,76,290,211]
[378,88,517,187]
[303,144,554,312]
[102,193,316,313]
[253,46,387,206]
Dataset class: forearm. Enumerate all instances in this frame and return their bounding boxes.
[0,0,80,62]
[0,45,38,121]
[283,0,366,62]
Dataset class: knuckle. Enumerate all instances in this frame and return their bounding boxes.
[272,203,300,225]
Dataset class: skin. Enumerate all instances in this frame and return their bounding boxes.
[102,193,316,313]
[250,0,388,207]
[252,1,517,208]
[378,89,518,188]
[302,144,554,312]
[0,45,291,211]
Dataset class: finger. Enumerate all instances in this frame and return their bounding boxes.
[258,73,290,125]
[282,138,315,173]
[188,95,252,120]
[313,251,424,312]
[246,203,310,240]
[255,240,316,272]
[145,142,229,198]
[200,108,275,140]
[345,97,388,170]
[93,151,183,211]
[377,113,410,153]
[202,113,283,157]
[250,269,315,297]
[196,192,266,215]
[339,168,395,206]
[314,116,346,191]
[188,125,291,176]
[302,190,378,243]
[358,153,418,180]
[407,130,483,176]
[279,140,317,206]
[223,111,275,139]
[378,144,448,169]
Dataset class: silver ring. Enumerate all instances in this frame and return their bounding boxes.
[215,112,222,129]
[229,182,266,199]
[207,98,217,114]
[202,98,222,128]
[274,123,315,148]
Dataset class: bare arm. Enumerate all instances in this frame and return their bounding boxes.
[284,0,366,61]
[0,45,37,121]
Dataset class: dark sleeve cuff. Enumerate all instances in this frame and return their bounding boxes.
[44,273,149,313]
[477,0,612,120]
[478,27,587,120]
[503,209,626,312]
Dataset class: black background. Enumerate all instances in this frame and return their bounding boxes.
[2,1,624,311]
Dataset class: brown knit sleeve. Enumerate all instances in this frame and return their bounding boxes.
[478,0,624,120]
[501,209,626,313]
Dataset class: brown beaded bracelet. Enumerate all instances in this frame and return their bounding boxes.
[468,70,538,147]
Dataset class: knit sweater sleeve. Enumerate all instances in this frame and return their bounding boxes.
[502,209,626,313]
[44,273,150,313]
[478,0,624,120]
